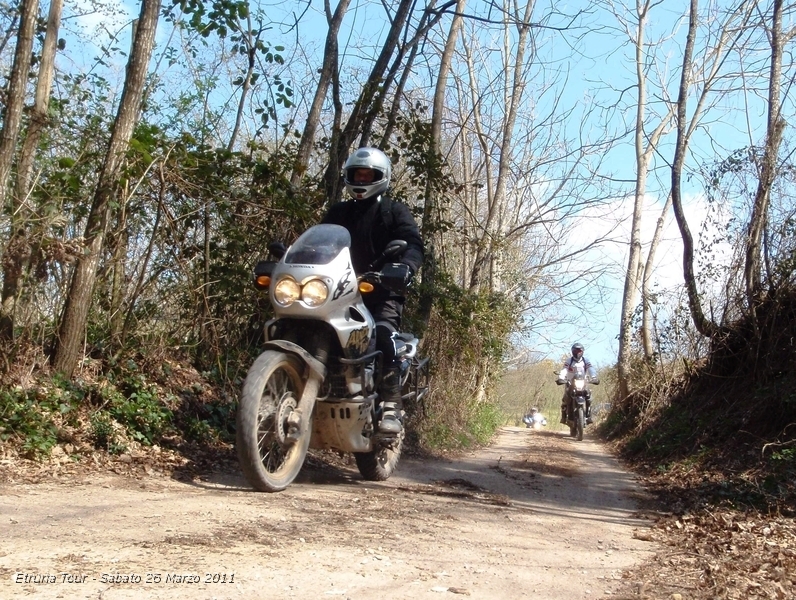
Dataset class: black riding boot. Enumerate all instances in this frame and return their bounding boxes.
[560,403,567,425]
[378,367,403,435]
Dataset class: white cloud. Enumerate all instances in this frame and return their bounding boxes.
[524,191,734,368]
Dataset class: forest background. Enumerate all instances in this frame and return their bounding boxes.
[1,0,796,459]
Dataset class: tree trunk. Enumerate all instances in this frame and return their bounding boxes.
[290,0,351,187]
[416,0,466,330]
[641,193,673,360]
[108,182,129,346]
[0,0,37,206]
[468,0,534,293]
[744,0,784,311]
[374,0,452,146]
[0,0,39,338]
[227,14,256,153]
[52,2,161,376]
[616,0,681,397]
[13,0,62,202]
[670,0,719,340]
[1,0,62,339]
[322,0,414,203]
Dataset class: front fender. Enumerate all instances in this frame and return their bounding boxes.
[263,340,326,380]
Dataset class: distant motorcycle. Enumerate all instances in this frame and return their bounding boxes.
[522,409,547,430]
[236,224,429,492]
[556,364,598,441]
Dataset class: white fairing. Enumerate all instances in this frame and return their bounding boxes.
[269,224,375,359]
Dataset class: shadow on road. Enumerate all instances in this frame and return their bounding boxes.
[184,426,650,531]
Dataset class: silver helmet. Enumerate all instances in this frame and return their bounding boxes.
[342,147,391,200]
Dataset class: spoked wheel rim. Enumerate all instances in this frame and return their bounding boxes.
[256,370,301,474]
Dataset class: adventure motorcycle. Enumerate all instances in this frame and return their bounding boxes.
[556,364,597,441]
[236,224,429,492]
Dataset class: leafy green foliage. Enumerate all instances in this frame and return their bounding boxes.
[0,380,82,458]
[174,0,292,126]
[102,374,173,445]
[407,272,523,451]
[387,105,458,236]
[89,414,127,454]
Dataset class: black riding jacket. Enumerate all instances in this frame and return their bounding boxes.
[321,194,424,292]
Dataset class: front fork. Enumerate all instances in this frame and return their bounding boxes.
[565,394,591,421]
[262,338,328,445]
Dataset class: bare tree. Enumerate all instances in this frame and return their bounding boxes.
[321,0,415,203]
[416,0,467,328]
[640,192,673,360]
[744,0,788,314]
[465,0,536,293]
[0,0,63,339]
[670,0,720,339]
[614,0,755,395]
[615,0,675,397]
[53,0,162,376]
[0,0,38,338]
[289,0,352,186]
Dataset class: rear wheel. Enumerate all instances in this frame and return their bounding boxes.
[355,434,403,481]
[576,406,585,441]
[236,351,310,492]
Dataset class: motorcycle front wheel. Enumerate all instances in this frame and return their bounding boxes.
[354,434,403,481]
[236,350,310,492]
[576,406,585,441]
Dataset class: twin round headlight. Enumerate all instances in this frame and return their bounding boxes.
[273,277,329,307]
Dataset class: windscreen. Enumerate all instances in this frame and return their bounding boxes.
[284,224,351,265]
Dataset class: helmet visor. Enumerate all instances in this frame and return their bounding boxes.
[345,167,384,185]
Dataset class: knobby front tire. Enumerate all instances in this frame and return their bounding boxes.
[236,350,310,492]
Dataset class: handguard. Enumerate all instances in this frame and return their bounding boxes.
[379,263,413,294]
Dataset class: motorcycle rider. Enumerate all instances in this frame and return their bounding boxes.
[321,147,424,435]
[557,343,599,425]
[523,407,547,428]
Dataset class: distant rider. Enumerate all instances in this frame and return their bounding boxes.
[321,147,424,436]
[556,343,599,425]
[523,407,547,428]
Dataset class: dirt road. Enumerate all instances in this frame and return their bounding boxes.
[0,426,656,599]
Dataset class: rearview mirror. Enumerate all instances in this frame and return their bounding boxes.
[268,241,287,259]
[384,239,407,258]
